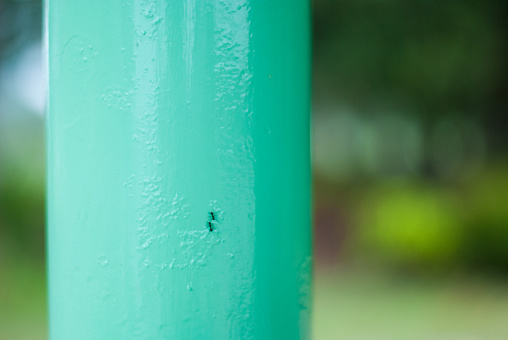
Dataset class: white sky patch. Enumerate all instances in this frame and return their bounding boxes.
[0,41,45,116]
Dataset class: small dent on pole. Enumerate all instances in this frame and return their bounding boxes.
[97,255,109,267]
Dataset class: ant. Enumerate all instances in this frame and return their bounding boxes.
[207,211,217,232]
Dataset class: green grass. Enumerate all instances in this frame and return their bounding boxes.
[314,270,508,340]
[0,259,47,340]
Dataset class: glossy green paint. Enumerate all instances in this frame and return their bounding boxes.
[46,1,311,339]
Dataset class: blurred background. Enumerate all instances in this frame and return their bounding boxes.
[1,0,508,339]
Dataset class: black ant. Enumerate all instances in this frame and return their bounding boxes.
[207,211,217,232]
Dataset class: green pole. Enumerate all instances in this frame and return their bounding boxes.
[46,1,311,339]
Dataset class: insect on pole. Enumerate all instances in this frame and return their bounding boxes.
[46,1,311,339]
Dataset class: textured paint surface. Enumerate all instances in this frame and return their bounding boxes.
[46,1,311,339]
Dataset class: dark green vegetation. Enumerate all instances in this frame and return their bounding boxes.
[312,0,508,273]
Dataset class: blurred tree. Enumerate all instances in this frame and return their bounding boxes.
[0,0,41,63]
[313,0,508,149]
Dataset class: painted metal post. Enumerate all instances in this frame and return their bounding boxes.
[46,1,311,339]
